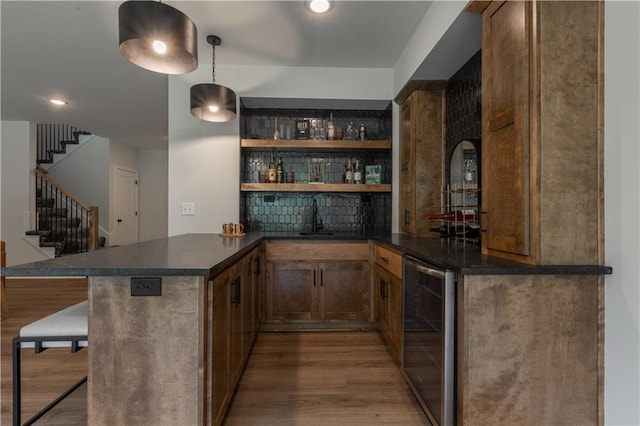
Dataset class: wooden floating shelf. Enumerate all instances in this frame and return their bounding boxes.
[241,139,391,150]
[241,183,392,193]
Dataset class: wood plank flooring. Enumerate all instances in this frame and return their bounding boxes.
[0,278,88,425]
[1,279,428,425]
[225,332,429,425]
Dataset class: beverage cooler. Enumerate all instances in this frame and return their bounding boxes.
[402,256,455,426]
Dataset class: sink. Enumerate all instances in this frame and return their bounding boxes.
[299,232,334,236]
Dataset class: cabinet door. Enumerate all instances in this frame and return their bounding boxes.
[374,265,389,341]
[243,248,260,350]
[482,0,530,256]
[210,270,231,425]
[229,270,244,388]
[319,261,370,321]
[266,262,318,320]
[399,98,414,234]
[386,274,403,362]
[398,88,445,236]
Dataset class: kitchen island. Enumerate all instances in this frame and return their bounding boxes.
[2,233,611,425]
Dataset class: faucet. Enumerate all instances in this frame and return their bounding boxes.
[312,199,323,233]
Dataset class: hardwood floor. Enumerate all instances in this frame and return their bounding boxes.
[1,279,428,425]
[0,278,88,425]
[225,332,428,425]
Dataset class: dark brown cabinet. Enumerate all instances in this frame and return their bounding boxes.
[396,82,446,236]
[242,247,261,350]
[207,246,262,425]
[372,243,403,362]
[209,264,234,425]
[266,261,370,322]
[266,262,317,321]
[264,241,371,326]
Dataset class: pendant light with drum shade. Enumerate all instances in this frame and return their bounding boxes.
[118,0,198,74]
[190,35,237,122]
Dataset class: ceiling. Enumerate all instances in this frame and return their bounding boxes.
[1,1,477,149]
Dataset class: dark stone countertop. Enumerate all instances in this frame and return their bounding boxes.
[0,232,612,277]
[0,233,263,277]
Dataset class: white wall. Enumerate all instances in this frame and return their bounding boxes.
[0,121,46,265]
[138,149,168,241]
[47,135,110,231]
[393,1,470,93]
[604,1,640,424]
[168,65,393,236]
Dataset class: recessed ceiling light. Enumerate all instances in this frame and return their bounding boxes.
[309,0,331,14]
[49,99,68,106]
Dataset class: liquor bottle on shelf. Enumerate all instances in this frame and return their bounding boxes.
[427,209,478,222]
[327,113,335,140]
[358,123,367,141]
[276,157,284,183]
[345,159,354,184]
[353,159,362,184]
[268,156,277,183]
[345,122,357,140]
[273,118,280,140]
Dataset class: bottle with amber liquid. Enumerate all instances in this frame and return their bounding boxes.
[268,156,277,183]
[345,159,354,184]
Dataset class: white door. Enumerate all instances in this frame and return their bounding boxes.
[114,167,138,246]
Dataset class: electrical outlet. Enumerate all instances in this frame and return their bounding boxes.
[181,202,195,215]
[131,277,162,296]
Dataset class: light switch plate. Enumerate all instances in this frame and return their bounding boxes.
[181,202,195,216]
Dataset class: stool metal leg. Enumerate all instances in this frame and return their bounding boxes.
[12,336,21,426]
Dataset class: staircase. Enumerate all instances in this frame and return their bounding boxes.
[26,124,104,257]
[36,123,91,166]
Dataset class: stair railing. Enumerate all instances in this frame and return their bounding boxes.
[34,167,99,256]
[36,123,88,165]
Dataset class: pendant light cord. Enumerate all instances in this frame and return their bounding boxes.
[212,43,216,84]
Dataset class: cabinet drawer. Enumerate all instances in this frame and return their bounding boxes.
[373,244,402,278]
[265,241,369,261]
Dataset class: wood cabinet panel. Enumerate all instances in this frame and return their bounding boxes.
[397,84,446,236]
[266,260,370,323]
[266,262,317,321]
[229,274,244,385]
[373,264,402,362]
[265,241,369,261]
[457,274,602,425]
[207,247,261,426]
[210,270,231,426]
[320,261,370,321]
[374,243,403,278]
[243,247,261,350]
[264,242,371,326]
[481,0,603,265]
[482,0,530,257]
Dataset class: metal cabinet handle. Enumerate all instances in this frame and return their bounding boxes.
[320,269,323,287]
[379,278,387,299]
[254,256,260,276]
[231,277,241,305]
[379,256,389,264]
[313,270,316,287]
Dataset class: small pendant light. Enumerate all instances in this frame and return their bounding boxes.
[190,35,237,122]
[118,1,198,74]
